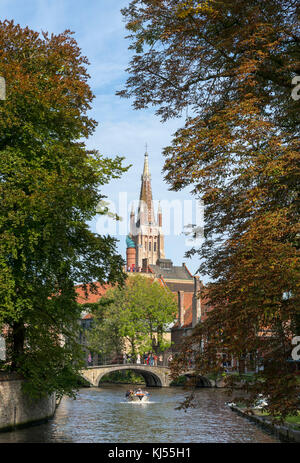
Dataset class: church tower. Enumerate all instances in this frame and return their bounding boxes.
[126,149,165,270]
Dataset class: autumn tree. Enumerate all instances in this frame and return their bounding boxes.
[87,275,177,360]
[119,0,300,419]
[0,21,127,398]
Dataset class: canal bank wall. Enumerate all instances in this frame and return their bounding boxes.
[230,404,300,443]
[0,372,56,432]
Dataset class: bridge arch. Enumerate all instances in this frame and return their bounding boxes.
[180,372,212,388]
[81,365,169,388]
[95,367,163,387]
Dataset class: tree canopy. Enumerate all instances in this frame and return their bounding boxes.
[0,20,127,398]
[119,0,300,418]
[86,274,177,360]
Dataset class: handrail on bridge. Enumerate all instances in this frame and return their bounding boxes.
[84,363,175,369]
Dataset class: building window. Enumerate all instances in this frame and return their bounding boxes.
[154,242,157,251]
[149,242,151,251]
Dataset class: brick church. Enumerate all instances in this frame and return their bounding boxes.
[125,149,165,270]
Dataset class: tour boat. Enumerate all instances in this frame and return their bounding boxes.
[125,389,150,402]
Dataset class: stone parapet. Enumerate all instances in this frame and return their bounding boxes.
[0,375,56,432]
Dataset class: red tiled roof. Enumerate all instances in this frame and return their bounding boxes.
[75,282,110,304]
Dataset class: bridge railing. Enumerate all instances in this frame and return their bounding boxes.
[84,354,173,368]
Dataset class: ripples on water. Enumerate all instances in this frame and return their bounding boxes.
[0,385,279,443]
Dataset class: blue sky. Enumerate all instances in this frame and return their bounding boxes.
[1,0,205,277]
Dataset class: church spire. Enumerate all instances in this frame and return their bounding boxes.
[128,146,165,269]
[143,150,150,177]
[138,149,155,225]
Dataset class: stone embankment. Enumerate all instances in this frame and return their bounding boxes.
[230,404,300,443]
[0,372,56,432]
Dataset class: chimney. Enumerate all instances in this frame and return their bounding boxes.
[192,276,201,328]
[178,291,184,327]
[126,247,136,270]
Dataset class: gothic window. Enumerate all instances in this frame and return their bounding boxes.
[154,242,157,252]
[149,242,151,251]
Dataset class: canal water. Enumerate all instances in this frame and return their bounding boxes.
[0,385,279,443]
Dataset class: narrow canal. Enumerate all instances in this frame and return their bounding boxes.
[0,386,279,443]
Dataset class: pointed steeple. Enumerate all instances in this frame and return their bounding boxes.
[138,149,155,226]
[143,149,150,177]
[131,147,165,269]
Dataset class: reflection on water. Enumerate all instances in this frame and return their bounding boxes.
[0,385,279,443]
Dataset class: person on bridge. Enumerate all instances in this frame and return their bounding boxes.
[136,353,141,364]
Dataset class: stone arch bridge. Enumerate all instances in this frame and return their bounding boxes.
[80,364,212,388]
